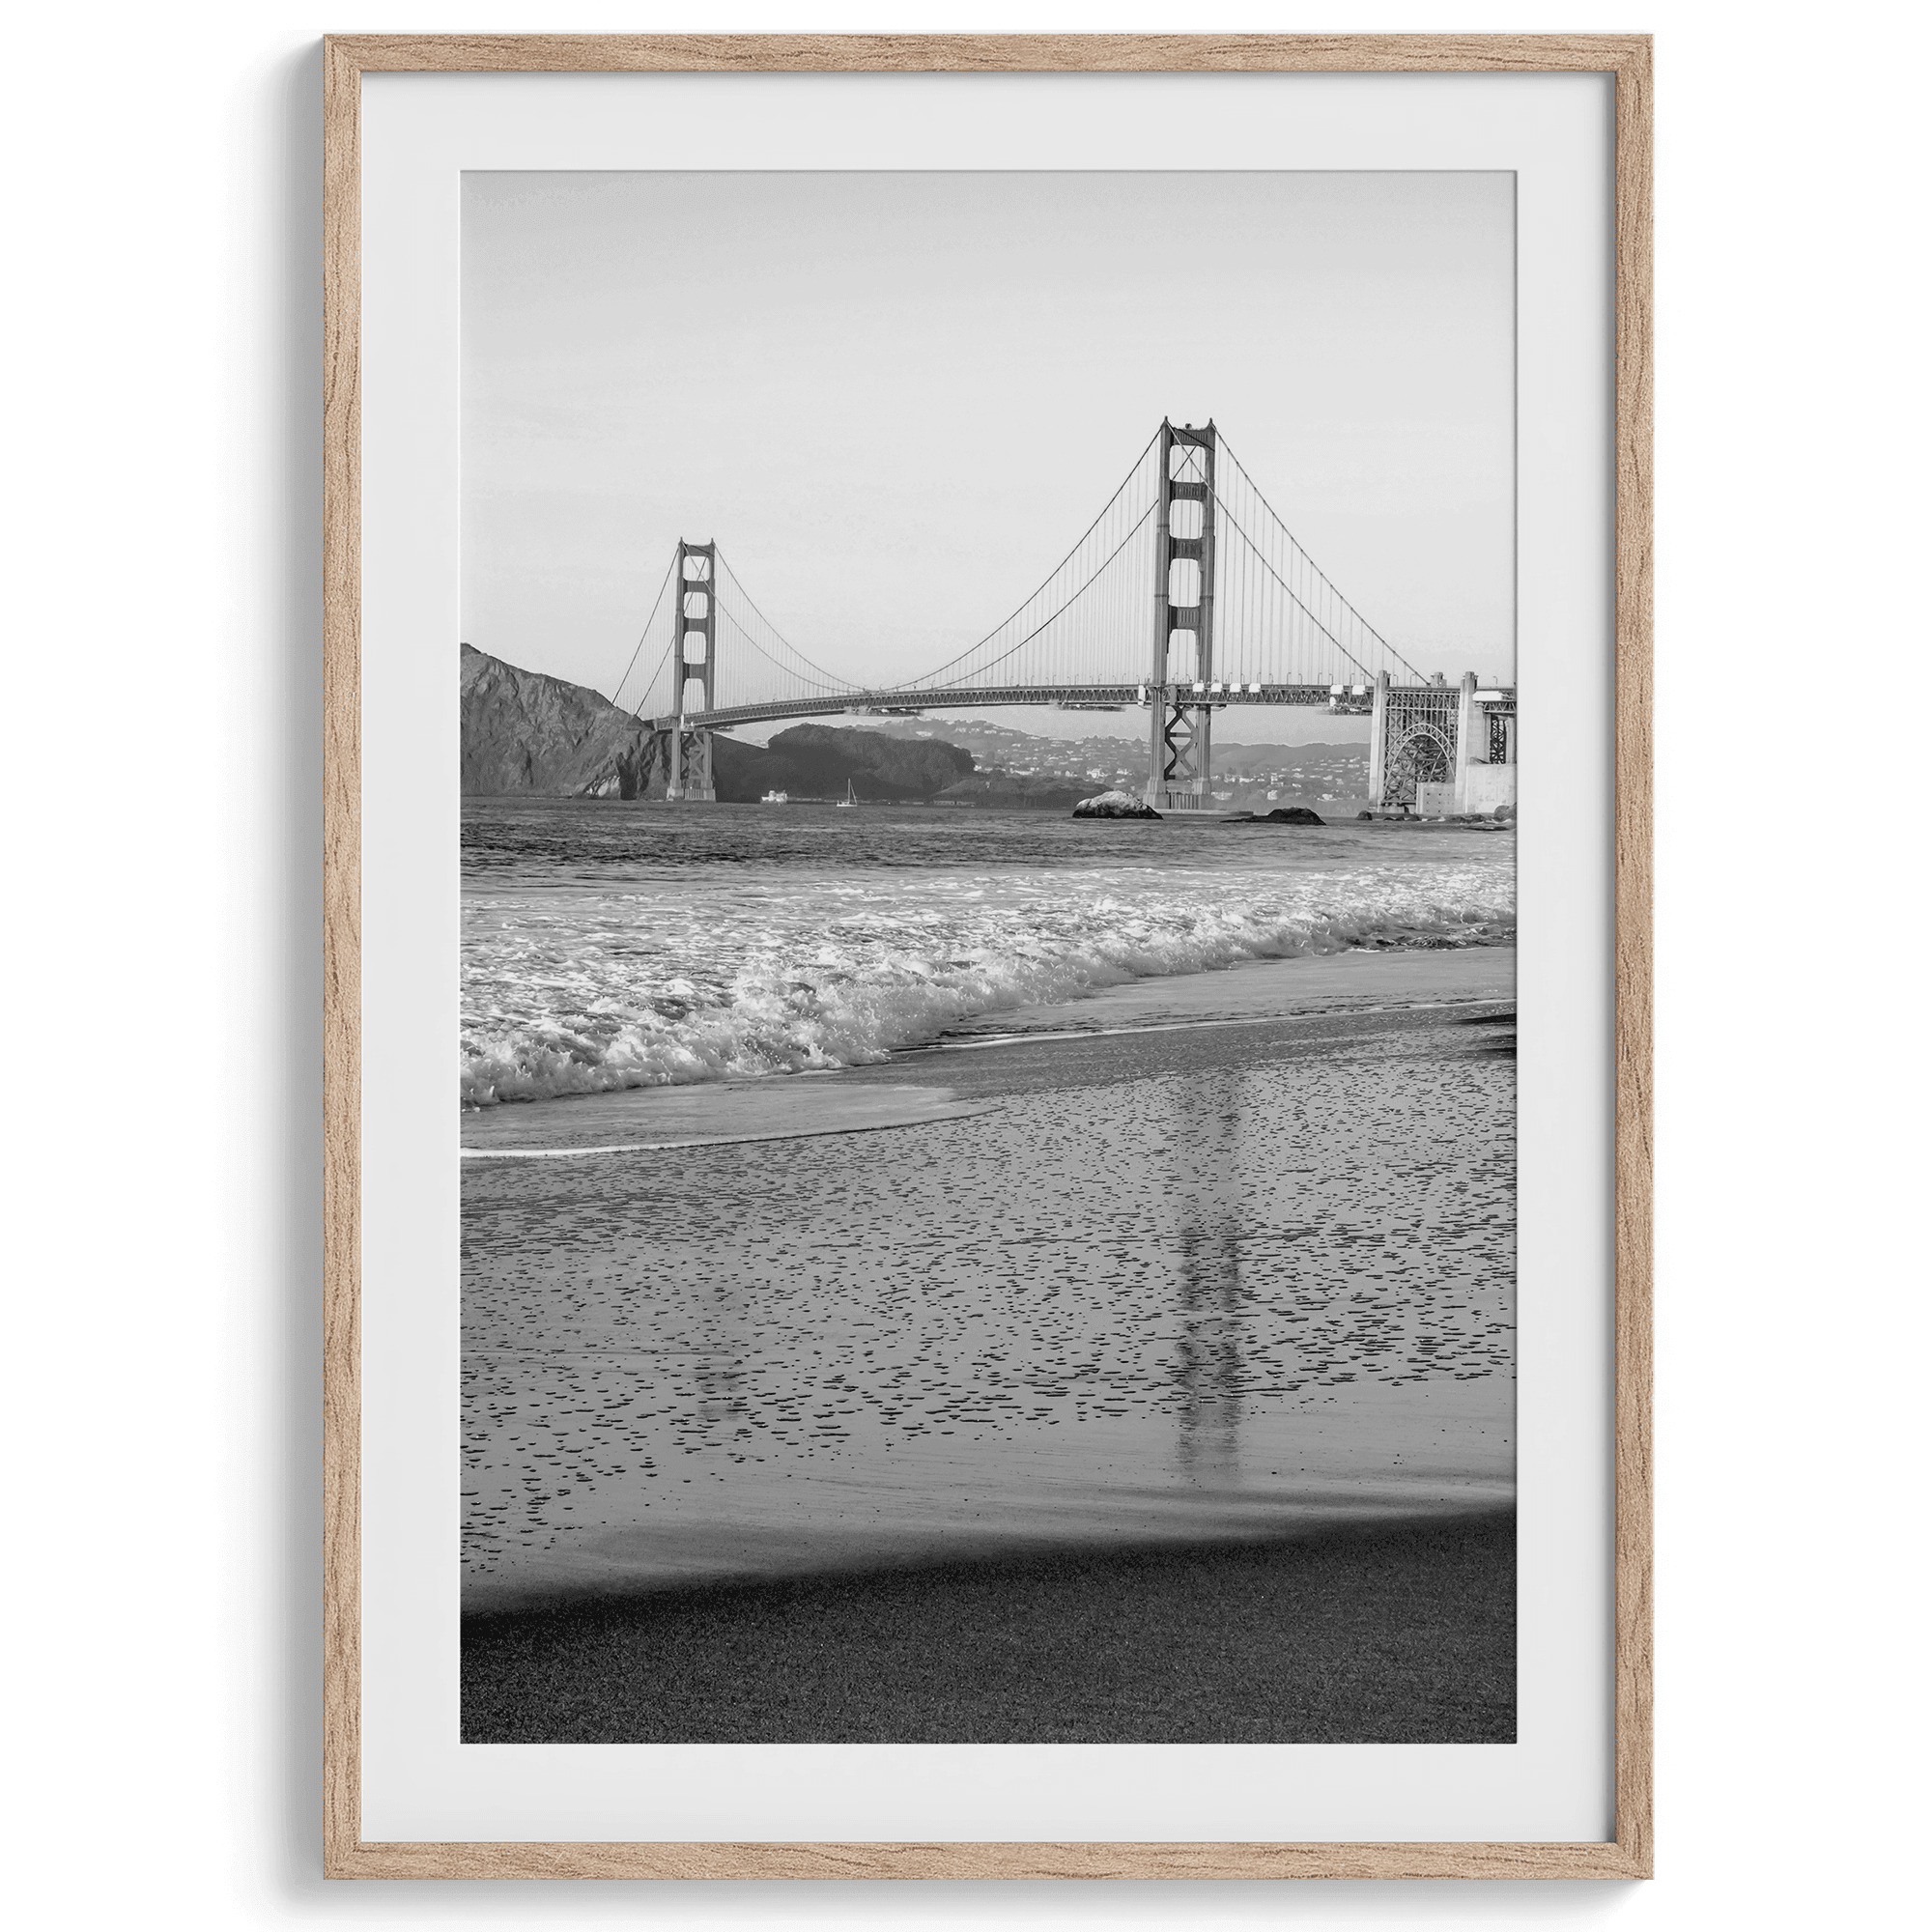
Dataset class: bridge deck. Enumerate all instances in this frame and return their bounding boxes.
[650,683,1375,732]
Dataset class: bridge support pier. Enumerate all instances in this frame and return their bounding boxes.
[1143,420,1220,811]
[658,720,714,802]
[1368,672,1390,804]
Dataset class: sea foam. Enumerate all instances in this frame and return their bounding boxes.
[461,859,1514,1108]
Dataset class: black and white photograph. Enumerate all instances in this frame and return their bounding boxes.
[456,168,1520,1745]
[30,3,1932,1917]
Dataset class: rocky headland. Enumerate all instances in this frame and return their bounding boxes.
[461,642,657,798]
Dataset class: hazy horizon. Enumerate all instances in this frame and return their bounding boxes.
[463,171,1516,715]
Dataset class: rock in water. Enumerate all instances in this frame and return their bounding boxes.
[1072,789,1162,820]
[1264,806,1326,825]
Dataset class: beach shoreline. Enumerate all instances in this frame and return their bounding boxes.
[461,943,1516,1154]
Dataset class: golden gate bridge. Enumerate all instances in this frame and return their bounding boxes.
[611,420,1517,813]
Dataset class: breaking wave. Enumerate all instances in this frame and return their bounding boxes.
[461,866,1513,1108]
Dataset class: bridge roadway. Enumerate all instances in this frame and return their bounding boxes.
[649,681,1373,733]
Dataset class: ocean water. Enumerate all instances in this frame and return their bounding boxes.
[462,802,1515,1109]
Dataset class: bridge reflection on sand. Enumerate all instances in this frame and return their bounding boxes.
[1169,1064,1249,1486]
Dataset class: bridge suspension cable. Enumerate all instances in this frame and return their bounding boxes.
[612,554,678,716]
[616,417,1433,727]
[712,549,862,701]
[898,427,1165,694]
[1207,491,1378,685]
[1213,432,1428,685]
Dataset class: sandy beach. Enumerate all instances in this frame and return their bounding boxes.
[460,941,1514,1737]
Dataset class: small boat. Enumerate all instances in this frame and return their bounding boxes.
[760,789,789,805]
[836,780,859,810]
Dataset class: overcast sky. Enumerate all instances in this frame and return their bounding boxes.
[463,170,1514,731]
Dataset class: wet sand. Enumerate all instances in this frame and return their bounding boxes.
[463,1078,987,1158]
[928,942,1515,1046]
[461,947,1515,1631]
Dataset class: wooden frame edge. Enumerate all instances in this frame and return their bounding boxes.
[323,30,1651,74]
[325,1839,1652,1883]
[1609,27,1657,1889]
[319,30,1653,1884]
[321,28,364,1882]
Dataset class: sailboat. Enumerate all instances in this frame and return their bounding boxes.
[837,779,860,809]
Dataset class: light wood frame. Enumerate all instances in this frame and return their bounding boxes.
[322,31,1652,1883]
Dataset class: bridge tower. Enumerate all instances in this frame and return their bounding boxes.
[1144,421,1219,811]
[664,539,717,802]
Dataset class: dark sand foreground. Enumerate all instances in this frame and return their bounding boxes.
[462,1509,1514,1745]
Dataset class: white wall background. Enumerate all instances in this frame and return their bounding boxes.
[2,1,1923,1926]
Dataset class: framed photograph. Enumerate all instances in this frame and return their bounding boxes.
[324,33,1651,1880]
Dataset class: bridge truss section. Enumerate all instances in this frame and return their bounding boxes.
[1369,672,1520,813]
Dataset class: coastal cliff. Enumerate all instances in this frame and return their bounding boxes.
[461,643,655,798]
